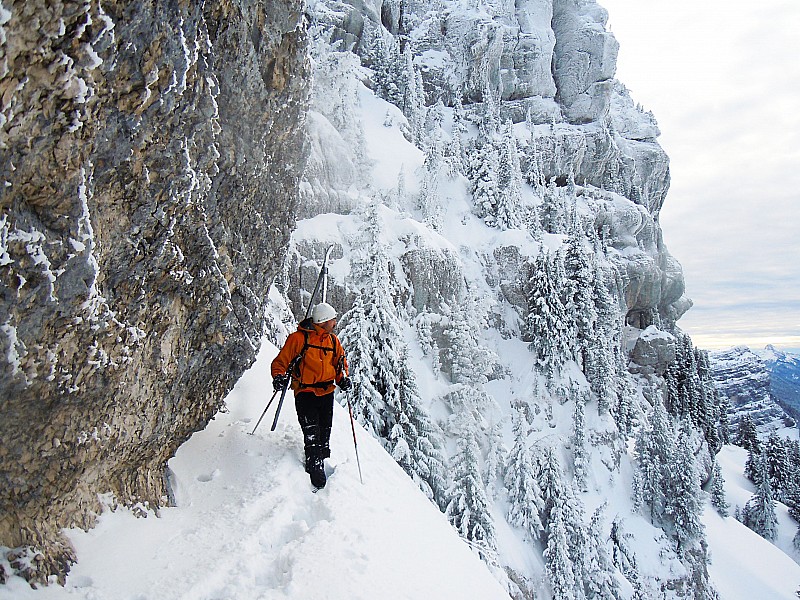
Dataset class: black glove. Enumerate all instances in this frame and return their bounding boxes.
[273,373,290,392]
[338,376,352,391]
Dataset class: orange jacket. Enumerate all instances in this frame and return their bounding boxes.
[271,319,349,396]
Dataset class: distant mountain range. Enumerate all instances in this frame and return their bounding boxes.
[709,345,800,439]
[762,345,800,426]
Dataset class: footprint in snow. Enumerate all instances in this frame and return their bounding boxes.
[197,468,221,482]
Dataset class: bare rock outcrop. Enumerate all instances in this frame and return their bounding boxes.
[0,0,309,584]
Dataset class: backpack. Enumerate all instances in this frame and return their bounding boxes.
[291,318,343,389]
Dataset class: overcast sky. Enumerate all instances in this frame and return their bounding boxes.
[599,0,800,353]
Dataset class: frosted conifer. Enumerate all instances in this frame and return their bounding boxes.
[765,432,793,502]
[634,397,674,522]
[667,426,705,550]
[710,462,729,517]
[563,223,596,371]
[544,503,576,600]
[585,504,623,600]
[743,451,778,541]
[467,138,500,227]
[494,120,523,230]
[735,414,760,452]
[446,426,497,562]
[525,252,569,378]
[504,409,544,539]
[573,398,588,491]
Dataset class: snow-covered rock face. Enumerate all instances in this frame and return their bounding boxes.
[710,347,796,438]
[628,325,676,376]
[311,0,681,330]
[551,0,618,123]
[761,346,800,426]
[285,2,712,595]
[0,0,308,584]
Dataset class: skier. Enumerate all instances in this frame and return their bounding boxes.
[271,302,351,489]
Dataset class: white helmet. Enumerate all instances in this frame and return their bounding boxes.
[312,302,337,324]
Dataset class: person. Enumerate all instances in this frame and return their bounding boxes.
[271,302,351,489]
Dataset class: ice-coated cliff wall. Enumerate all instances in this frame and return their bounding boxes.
[0,0,308,584]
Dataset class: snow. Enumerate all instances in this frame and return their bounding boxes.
[4,14,799,596]
[705,445,800,600]
[0,340,511,600]
[358,84,424,194]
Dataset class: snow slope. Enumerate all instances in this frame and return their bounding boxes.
[6,348,800,600]
[0,341,511,600]
[704,445,800,600]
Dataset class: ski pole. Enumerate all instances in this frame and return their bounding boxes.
[250,388,280,435]
[270,373,292,432]
[347,398,364,484]
[270,355,302,432]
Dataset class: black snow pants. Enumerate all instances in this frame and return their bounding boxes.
[295,391,334,470]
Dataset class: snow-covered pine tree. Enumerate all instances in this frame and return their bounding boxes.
[537,445,562,521]
[764,432,793,502]
[338,290,386,436]
[524,138,545,196]
[585,504,623,600]
[544,502,577,600]
[610,518,640,589]
[710,461,730,517]
[418,127,446,230]
[588,264,618,415]
[504,407,544,540]
[366,26,404,108]
[390,345,451,509]
[525,251,569,379]
[563,221,597,372]
[401,47,426,145]
[340,203,449,506]
[484,420,505,501]
[572,397,588,491]
[414,311,442,374]
[446,97,468,175]
[467,135,500,228]
[634,396,674,522]
[494,120,523,230]
[666,425,705,552]
[445,422,498,563]
[614,371,636,438]
[735,413,760,452]
[743,451,778,542]
[539,178,568,234]
[745,447,760,484]
[694,348,721,452]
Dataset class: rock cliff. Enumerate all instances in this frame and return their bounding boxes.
[0,0,309,584]
[305,0,686,334]
[710,346,796,437]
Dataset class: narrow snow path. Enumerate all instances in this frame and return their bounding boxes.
[1,340,511,600]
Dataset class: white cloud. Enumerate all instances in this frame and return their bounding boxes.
[602,0,800,351]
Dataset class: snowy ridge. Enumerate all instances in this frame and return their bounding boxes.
[3,345,799,599]
[710,346,798,440]
[279,4,800,595]
[0,341,511,599]
[760,346,800,427]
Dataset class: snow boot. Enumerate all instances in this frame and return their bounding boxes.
[309,456,326,489]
